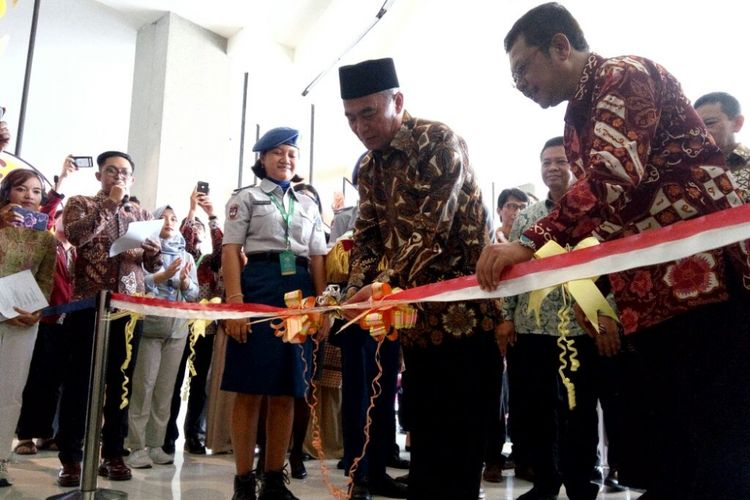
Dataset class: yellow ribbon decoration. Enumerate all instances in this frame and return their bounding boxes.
[527,237,618,328]
[555,293,580,409]
[109,309,143,410]
[527,238,618,410]
[177,297,223,400]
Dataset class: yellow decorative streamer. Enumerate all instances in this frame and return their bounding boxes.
[109,309,143,410]
[556,292,579,409]
[527,238,618,411]
[179,297,223,400]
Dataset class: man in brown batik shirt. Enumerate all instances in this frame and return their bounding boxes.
[340,58,502,500]
[56,151,161,487]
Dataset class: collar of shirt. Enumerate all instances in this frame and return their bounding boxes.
[564,52,602,132]
[259,177,299,201]
[388,110,415,154]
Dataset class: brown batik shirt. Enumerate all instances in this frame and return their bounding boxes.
[348,111,502,348]
[64,190,162,300]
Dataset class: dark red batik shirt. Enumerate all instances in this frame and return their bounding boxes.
[520,54,750,334]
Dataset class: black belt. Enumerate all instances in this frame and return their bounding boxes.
[246,251,309,267]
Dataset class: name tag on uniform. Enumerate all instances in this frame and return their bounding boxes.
[252,200,272,205]
[279,250,297,276]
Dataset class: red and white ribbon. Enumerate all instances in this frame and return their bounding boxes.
[110,204,750,319]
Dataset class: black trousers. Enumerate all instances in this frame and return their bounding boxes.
[56,309,142,463]
[621,292,750,500]
[339,324,400,483]
[403,332,500,500]
[507,334,599,498]
[16,321,67,440]
[483,346,506,465]
[164,330,214,448]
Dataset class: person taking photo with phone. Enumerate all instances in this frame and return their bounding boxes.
[0,168,56,488]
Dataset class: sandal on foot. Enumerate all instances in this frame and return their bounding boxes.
[13,440,37,455]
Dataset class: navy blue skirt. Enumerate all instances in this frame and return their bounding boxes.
[221,260,313,397]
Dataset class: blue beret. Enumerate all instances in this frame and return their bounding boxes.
[339,58,400,100]
[252,127,299,153]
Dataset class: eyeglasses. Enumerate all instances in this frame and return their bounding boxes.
[102,166,132,178]
[511,47,541,87]
[504,202,527,211]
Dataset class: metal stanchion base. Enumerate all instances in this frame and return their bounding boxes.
[47,488,127,500]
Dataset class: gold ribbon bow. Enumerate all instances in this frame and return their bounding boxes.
[527,237,617,328]
[272,290,321,344]
[357,283,417,341]
[527,238,618,410]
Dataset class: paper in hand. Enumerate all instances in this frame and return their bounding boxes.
[109,219,164,257]
[0,269,49,319]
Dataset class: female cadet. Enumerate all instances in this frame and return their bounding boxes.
[222,127,327,500]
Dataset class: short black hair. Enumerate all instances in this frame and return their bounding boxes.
[97,151,135,172]
[540,136,565,159]
[694,92,742,119]
[497,188,529,209]
[504,2,589,53]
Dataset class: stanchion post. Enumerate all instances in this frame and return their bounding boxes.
[48,290,127,499]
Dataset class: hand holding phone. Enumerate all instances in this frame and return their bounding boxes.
[11,207,49,231]
[72,156,94,168]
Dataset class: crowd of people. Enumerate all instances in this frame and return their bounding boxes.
[1,2,749,500]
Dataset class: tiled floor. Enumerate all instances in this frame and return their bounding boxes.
[1,445,640,500]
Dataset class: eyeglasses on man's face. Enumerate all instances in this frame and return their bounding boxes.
[102,166,133,178]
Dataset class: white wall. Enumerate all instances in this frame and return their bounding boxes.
[0,0,137,198]
[2,0,749,229]
[128,12,232,219]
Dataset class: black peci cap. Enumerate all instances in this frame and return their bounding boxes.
[339,58,400,100]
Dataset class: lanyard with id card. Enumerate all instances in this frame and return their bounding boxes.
[269,194,297,276]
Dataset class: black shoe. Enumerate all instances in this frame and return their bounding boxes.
[368,474,408,499]
[514,463,536,482]
[233,471,257,500]
[259,470,298,500]
[350,482,373,500]
[184,436,206,455]
[516,487,558,500]
[162,442,175,455]
[566,482,600,500]
[591,465,604,482]
[386,455,411,469]
[604,468,626,492]
[289,454,307,479]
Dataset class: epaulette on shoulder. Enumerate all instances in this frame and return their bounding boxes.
[232,183,258,194]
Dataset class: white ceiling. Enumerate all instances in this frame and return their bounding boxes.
[95,0,342,47]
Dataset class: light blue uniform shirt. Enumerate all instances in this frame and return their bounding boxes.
[223,178,328,258]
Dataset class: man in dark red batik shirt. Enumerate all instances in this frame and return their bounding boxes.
[477,3,750,499]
